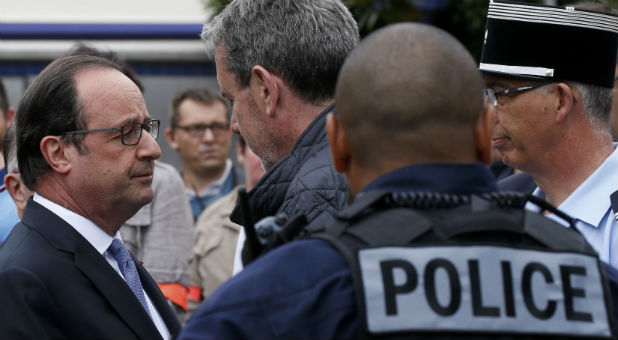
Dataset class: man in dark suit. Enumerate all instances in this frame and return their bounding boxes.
[0,54,180,339]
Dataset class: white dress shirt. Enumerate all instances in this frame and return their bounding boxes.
[33,194,171,340]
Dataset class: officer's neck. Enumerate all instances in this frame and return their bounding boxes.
[533,141,613,208]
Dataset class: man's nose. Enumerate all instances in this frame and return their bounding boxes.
[200,128,216,142]
[138,132,161,160]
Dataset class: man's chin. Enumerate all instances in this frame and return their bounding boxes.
[500,152,521,169]
[133,190,155,208]
[198,158,227,169]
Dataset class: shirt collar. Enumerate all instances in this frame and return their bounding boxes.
[33,193,120,254]
[0,167,6,192]
[532,143,618,228]
[361,162,498,195]
[186,158,232,197]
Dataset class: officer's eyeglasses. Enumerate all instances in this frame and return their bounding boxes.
[173,123,229,138]
[61,119,159,146]
[483,82,554,107]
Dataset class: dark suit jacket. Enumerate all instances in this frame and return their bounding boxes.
[0,199,181,339]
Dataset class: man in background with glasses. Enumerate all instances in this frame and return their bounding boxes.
[0,54,180,339]
[480,0,618,271]
[165,88,242,221]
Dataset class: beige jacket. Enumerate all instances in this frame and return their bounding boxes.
[188,186,242,314]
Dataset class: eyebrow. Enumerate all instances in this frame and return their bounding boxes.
[121,114,153,125]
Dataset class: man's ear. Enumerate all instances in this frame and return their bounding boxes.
[4,173,31,218]
[251,65,279,117]
[326,113,351,174]
[554,83,576,123]
[236,141,246,166]
[164,128,179,150]
[474,102,496,165]
[40,136,72,174]
[5,108,15,125]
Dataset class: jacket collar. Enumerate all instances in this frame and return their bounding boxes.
[362,163,498,195]
[21,199,177,339]
[230,103,335,225]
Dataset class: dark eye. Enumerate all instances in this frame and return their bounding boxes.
[211,123,227,133]
[123,124,139,139]
[189,125,207,133]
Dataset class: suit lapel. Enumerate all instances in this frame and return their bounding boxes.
[22,200,163,340]
[74,242,163,340]
[135,256,181,337]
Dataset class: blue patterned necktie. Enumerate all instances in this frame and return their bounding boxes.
[108,238,152,318]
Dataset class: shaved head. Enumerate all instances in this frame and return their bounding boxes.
[335,23,485,171]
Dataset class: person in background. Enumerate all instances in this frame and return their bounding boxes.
[164,88,242,221]
[201,0,358,270]
[187,136,264,317]
[2,123,33,221]
[0,54,180,339]
[481,0,618,270]
[68,44,194,320]
[0,78,18,242]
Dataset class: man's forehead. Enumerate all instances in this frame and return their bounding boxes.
[75,67,146,123]
[179,98,227,119]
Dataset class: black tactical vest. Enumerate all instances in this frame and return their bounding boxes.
[307,190,617,340]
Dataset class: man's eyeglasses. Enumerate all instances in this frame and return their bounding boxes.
[173,123,229,138]
[483,82,553,107]
[61,120,160,146]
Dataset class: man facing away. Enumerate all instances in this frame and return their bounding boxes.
[480,0,618,270]
[0,55,180,339]
[201,0,359,267]
[181,22,617,339]
[165,88,241,221]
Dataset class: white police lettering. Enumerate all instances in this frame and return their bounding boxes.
[359,246,610,337]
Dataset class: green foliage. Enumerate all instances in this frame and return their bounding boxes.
[202,0,618,61]
[204,0,424,34]
[206,0,230,14]
[343,0,424,37]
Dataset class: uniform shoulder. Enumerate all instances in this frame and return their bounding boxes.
[216,239,347,301]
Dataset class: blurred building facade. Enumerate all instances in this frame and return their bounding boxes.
[0,0,222,170]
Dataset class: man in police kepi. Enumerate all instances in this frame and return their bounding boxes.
[482,0,618,272]
[180,23,617,339]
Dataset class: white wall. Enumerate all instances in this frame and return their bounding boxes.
[0,0,211,23]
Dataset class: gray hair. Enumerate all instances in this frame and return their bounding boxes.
[537,81,612,133]
[571,82,613,133]
[202,0,359,104]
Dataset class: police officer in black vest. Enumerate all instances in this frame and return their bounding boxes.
[179,22,617,339]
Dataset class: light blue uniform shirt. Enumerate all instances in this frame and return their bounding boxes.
[0,167,20,242]
[527,144,617,270]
